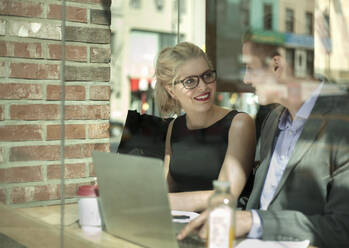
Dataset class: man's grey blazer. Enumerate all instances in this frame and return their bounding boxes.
[246,94,349,248]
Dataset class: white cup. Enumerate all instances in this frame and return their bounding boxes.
[77,185,102,232]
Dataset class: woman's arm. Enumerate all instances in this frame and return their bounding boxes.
[219,112,256,199]
[168,190,213,212]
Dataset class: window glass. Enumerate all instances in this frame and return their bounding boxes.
[208,0,349,132]
[2,0,349,246]
[306,11,314,35]
[110,0,205,125]
[286,48,296,75]
[264,4,273,30]
[286,8,294,32]
[0,0,202,246]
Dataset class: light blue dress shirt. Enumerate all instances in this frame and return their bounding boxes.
[248,83,323,238]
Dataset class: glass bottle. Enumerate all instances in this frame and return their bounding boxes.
[207,180,236,248]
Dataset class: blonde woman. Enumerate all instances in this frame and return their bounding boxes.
[155,42,256,212]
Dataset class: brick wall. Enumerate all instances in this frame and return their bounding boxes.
[0,0,111,207]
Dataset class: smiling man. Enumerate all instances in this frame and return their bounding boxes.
[177,31,349,248]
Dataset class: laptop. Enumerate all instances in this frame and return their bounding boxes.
[92,151,205,248]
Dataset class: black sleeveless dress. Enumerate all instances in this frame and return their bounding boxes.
[169,110,239,192]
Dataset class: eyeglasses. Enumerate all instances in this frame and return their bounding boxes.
[174,70,217,89]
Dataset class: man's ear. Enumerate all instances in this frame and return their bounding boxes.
[165,84,177,99]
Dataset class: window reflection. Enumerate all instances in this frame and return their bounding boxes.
[263,4,273,30]
[210,0,349,118]
[110,0,205,127]
[1,0,349,246]
[285,8,295,33]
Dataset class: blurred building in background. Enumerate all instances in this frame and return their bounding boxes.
[315,0,349,84]
[108,0,349,141]
[109,0,205,125]
[248,0,315,79]
[1,0,348,208]
[229,0,316,117]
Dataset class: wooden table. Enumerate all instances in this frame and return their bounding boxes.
[0,203,316,248]
[0,203,142,248]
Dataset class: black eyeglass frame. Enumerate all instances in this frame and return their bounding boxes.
[173,70,217,89]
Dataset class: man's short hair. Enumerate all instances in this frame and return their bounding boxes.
[242,29,281,67]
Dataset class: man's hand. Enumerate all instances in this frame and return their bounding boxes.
[177,210,208,240]
[235,210,253,237]
[177,210,253,240]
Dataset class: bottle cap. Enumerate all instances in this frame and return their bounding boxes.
[77,185,99,197]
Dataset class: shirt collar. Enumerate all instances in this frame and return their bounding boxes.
[278,82,323,131]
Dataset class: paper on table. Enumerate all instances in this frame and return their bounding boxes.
[171,210,200,223]
[236,238,310,248]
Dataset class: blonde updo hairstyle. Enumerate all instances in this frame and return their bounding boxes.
[154,42,213,117]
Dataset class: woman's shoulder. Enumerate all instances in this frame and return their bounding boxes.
[230,111,255,132]
[217,107,248,122]
[214,106,254,130]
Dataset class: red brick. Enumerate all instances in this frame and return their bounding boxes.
[64,65,110,81]
[94,143,110,152]
[0,105,3,120]
[89,85,110,100]
[0,20,5,36]
[0,147,4,163]
[8,20,61,40]
[11,184,60,203]
[0,83,43,100]
[90,47,110,63]
[46,85,85,101]
[64,144,88,159]
[87,105,110,119]
[62,182,88,198]
[33,185,60,201]
[89,162,95,177]
[0,166,42,183]
[84,143,110,157]
[0,125,42,141]
[10,187,25,203]
[88,123,109,139]
[67,0,111,6]
[0,62,5,77]
[48,44,87,62]
[10,145,60,161]
[15,42,42,58]
[0,41,6,56]
[9,144,101,161]
[48,4,87,23]
[64,105,85,120]
[47,163,86,179]
[59,143,110,160]
[64,104,109,120]
[0,0,43,18]
[0,188,5,203]
[47,124,85,140]
[10,104,59,120]
[0,41,43,58]
[90,9,111,25]
[10,63,60,80]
